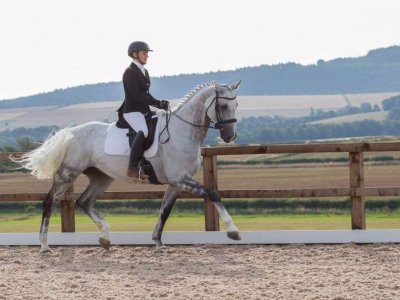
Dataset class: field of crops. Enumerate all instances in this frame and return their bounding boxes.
[1,158,400,232]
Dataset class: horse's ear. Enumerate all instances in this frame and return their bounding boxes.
[230,80,241,90]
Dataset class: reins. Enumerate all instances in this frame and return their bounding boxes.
[158,87,237,144]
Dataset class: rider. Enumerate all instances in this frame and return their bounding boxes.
[116,41,169,178]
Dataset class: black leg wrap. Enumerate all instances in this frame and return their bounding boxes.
[203,187,221,203]
[179,176,222,203]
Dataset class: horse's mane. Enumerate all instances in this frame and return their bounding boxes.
[172,81,215,112]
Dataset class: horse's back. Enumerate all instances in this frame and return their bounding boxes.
[62,122,111,169]
[69,121,110,134]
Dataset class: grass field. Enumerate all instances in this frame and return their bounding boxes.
[1,156,400,233]
[1,212,400,233]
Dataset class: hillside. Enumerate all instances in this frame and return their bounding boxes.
[1,45,400,108]
[0,92,397,131]
[309,111,388,125]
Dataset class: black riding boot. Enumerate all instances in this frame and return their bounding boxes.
[127,130,146,178]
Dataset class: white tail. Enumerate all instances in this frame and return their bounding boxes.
[15,128,74,179]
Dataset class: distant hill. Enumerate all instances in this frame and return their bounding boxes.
[1,45,400,109]
[0,92,397,132]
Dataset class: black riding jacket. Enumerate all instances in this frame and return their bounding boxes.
[116,62,161,128]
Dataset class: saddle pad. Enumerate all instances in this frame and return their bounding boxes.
[104,122,159,158]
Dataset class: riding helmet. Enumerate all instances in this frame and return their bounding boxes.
[128,41,153,57]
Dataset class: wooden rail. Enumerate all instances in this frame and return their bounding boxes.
[2,142,400,232]
[201,142,400,230]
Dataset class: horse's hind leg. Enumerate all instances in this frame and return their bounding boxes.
[76,167,113,250]
[178,175,241,240]
[40,167,80,253]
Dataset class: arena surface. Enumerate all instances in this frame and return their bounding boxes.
[1,244,400,299]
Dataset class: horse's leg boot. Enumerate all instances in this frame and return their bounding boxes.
[127,130,145,178]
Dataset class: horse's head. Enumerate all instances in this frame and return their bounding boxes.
[206,80,241,143]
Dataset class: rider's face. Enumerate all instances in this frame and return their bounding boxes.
[136,50,149,64]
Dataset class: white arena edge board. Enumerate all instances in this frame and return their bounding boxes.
[1,230,400,246]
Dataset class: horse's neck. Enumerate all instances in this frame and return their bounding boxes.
[173,87,214,145]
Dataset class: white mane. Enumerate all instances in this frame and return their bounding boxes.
[172,81,215,112]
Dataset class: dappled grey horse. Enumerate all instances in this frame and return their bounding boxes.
[17,81,241,253]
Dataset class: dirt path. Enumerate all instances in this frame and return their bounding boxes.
[1,244,400,299]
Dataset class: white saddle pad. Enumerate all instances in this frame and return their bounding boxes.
[104,122,159,158]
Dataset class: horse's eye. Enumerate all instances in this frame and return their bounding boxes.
[220,104,228,110]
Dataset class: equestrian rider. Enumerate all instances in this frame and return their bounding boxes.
[116,41,169,178]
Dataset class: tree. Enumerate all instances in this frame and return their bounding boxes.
[16,137,38,151]
[360,102,373,113]
[373,105,381,112]
[387,107,400,121]
[382,95,400,111]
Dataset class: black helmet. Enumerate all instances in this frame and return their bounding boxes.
[128,41,153,57]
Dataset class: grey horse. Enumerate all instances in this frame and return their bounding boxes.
[17,81,241,253]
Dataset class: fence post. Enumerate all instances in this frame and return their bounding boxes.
[61,183,75,232]
[349,151,366,229]
[202,155,220,231]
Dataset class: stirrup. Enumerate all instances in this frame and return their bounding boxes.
[138,166,149,180]
[127,163,140,178]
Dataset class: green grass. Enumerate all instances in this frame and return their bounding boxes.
[1,212,400,233]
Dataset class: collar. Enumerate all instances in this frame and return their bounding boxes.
[132,59,146,76]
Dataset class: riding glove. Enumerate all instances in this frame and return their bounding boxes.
[159,100,170,110]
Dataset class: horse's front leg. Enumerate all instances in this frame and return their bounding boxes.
[152,184,182,251]
[178,175,241,241]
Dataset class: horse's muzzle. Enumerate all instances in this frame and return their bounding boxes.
[221,130,237,143]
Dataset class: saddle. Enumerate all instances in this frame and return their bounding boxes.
[104,112,162,184]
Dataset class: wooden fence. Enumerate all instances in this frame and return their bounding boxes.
[1,142,400,232]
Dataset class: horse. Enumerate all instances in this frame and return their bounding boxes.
[17,80,241,253]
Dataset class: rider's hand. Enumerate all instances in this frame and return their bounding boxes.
[160,100,170,110]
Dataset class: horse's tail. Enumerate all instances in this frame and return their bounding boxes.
[13,128,74,180]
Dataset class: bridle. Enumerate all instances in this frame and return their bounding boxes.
[159,86,237,143]
[172,87,237,129]
[206,89,238,129]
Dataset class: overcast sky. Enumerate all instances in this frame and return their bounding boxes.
[0,0,399,100]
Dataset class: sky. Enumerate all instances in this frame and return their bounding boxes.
[0,0,399,100]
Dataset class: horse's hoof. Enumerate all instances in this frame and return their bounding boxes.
[227,231,241,241]
[99,237,111,250]
[39,246,53,254]
[155,245,167,252]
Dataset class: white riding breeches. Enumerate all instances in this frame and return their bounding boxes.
[123,112,148,138]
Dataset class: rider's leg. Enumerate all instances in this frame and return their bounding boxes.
[123,112,148,178]
[127,130,146,177]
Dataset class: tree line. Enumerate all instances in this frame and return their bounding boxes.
[2,198,400,214]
